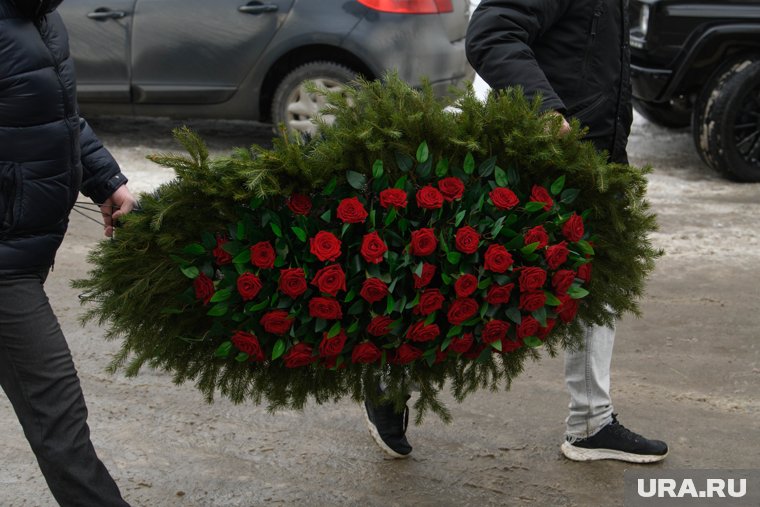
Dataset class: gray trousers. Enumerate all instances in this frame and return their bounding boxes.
[0,272,128,507]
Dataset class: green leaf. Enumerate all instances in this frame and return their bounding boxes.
[413,262,424,277]
[424,312,436,325]
[406,292,421,309]
[385,294,396,315]
[180,265,200,279]
[344,289,357,303]
[236,221,246,241]
[319,209,331,222]
[416,141,430,163]
[568,285,590,299]
[478,156,497,178]
[369,209,376,229]
[491,340,503,352]
[446,325,463,338]
[346,170,367,190]
[272,339,286,360]
[233,249,250,264]
[214,341,232,358]
[532,306,547,327]
[322,176,337,196]
[372,159,384,179]
[551,175,566,195]
[348,300,365,315]
[525,201,546,213]
[416,158,432,178]
[521,241,539,255]
[447,252,462,265]
[560,188,580,204]
[441,336,453,352]
[506,307,522,324]
[347,320,359,335]
[494,166,509,187]
[235,352,249,362]
[455,210,466,227]
[463,152,475,175]
[492,216,506,237]
[435,158,449,177]
[507,165,520,185]
[544,292,562,306]
[207,303,229,317]
[209,288,232,303]
[327,321,342,338]
[523,336,543,348]
[183,243,205,255]
[314,318,328,333]
[245,299,270,313]
[270,222,282,238]
[395,152,414,173]
[441,272,452,285]
[477,278,492,290]
[394,175,408,189]
[291,226,307,242]
[384,207,397,226]
[576,240,595,255]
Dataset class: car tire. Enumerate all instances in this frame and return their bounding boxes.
[692,56,760,182]
[271,61,357,136]
[632,97,691,128]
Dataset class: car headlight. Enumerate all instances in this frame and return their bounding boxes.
[639,4,650,37]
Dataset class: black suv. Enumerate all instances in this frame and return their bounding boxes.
[629,0,760,181]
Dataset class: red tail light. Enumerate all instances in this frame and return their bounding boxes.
[356,0,453,14]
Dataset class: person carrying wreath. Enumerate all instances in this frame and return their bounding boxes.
[361,0,669,464]
[1,0,136,504]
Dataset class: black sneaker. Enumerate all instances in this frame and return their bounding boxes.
[561,414,668,463]
[364,394,412,458]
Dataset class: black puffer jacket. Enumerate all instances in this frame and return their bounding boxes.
[0,0,127,275]
[466,0,632,163]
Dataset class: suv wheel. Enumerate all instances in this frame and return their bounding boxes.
[272,62,357,136]
[632,97,691,128]
[693,57,760,182]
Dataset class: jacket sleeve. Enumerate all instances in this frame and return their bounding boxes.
[465,0,572,113]
[79,117,128,204]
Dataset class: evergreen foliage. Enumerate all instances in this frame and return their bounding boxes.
[74,74,660,422]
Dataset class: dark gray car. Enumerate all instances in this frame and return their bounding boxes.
[61,0,474,134]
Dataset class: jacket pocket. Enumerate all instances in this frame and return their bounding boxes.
[0,162,23,234]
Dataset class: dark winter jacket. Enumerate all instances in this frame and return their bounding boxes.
[466,0,632,163]
[0,0,127,275]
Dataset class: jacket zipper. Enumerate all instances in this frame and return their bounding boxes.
[581,1,605,84]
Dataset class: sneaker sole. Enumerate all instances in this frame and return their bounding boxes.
[364,408,410,459]
[561,441,667,463]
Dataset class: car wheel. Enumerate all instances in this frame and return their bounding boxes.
[632,97,691,128]
[272,61,357,136]
[693,57,760,182]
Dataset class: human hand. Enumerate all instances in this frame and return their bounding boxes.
[549,110,571,136]
[100,185,137,237]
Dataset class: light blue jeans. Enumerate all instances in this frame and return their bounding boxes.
[564,323,615,440]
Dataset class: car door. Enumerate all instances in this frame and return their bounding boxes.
[129,0,295,104]
[58,0,136,103]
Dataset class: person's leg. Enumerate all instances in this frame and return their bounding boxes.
[363,380,413,458]
[564,323,615,440]
[0,273,129,507]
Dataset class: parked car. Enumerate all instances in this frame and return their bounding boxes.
[60,0,474,136]
[629,0,760,181]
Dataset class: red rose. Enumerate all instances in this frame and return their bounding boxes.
[577,263,592,283]
[448,333,474,354]
[517,316,540,339]
[237,273,263,301]
[231,331,265,362]
[413,263,436,288]
[545,241,569,270]
[562,213,585,242]
[454,274,478,298]
[499,336,522,353]
[484,244,513,273]
[279,268,307,298]
[416,289,444,315]
[530,185,554,211]
[437,177,465,202]
[311,264,346,296]
[213,237,232,265]
[524,225,549,249]
[319,329,347,358]
[367,315,394,336]
[308,297,343,320]
[321,355,347,370]
[392,343,423,364]
[519,267,547,292]
[287,193,312,215]
[463,343,487,360]
[552,269,576,295]
[351,342,382,364]
[250,241,276,269]
[360,232,387,264]
[486,283,514,305]
[416,186,444,209]
[283,343,315,368]
[406,321,440,342]
[310,231,342,262]
[447,297,479,325]
[336,197,368,224]
[360,278,389,304]
[379,188,408,209]
[537,318,557,340]
[482,320,510,344]
[193,273,215,305]
[260,310,294,335]
[455,226,480,254]
[434,347,447,364]
[519,291,546,311]
[557,294,579,323]
[409,228,438,256]
[489,187,519,210]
